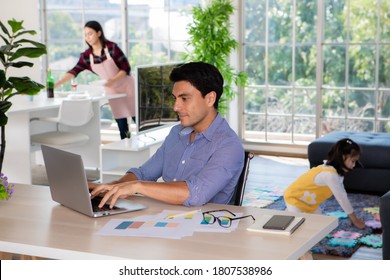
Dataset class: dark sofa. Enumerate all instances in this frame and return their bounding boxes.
[380,191,390,259]
[308,131,390,195]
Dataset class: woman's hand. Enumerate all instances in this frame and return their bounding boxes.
[104,79,115,87]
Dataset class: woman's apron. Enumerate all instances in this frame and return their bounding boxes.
[90,48,135,119]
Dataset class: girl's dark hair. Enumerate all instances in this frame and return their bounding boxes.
[326,138,361,175]
[169,61,223,110]
[84,20,107,49]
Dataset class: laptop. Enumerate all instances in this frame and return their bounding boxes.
[41,145,146,217]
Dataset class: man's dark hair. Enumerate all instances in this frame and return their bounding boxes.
[169,62,224,109]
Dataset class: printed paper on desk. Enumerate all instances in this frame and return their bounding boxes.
[97,213,201,239]
[156,209,203,221]
[153,209,240,233]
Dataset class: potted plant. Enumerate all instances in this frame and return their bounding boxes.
[183,0,247,115]
[0,19,47,200]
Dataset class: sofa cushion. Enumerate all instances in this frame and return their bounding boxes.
[308,131,390,194]
[308,131,390,169]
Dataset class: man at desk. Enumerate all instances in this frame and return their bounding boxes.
[90,62,244,208]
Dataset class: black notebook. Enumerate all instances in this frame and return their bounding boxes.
[247,214,305,236]
[262,215,295,230]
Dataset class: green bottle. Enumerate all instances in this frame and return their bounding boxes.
[47,68,54,98]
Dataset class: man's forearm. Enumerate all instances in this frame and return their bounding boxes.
[112,172,138,184]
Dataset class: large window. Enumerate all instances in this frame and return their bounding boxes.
[42,0,390,151]
[243,0,390,147]
[44,0,123,89]
[43,0,199,133]
[44,0,198,88]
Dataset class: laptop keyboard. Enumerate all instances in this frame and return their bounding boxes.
[91,197,119,212]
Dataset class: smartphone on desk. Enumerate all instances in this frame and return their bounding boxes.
[262,215,295,230]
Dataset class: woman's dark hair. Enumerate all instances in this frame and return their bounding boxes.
[326,138,361,175]
[169,61,223,109]
[84,20,107,49]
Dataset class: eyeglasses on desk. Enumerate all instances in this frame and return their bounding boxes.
[202,209,255,228]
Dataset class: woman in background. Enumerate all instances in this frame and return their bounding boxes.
[55,20,135,139]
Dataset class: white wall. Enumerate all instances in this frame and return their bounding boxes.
[0,0,42,85]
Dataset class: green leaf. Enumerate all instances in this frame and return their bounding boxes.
[8,18,24,33]
[8,61,34,68]
[0,102,11,126]
[10,47,47,60]
[8,76,44,95]
[14,29,37,38]
[0,70,5,88]
[0,101,12,114]
[0,21,10,37]
[0,191,9,200]
[15,39,46,50]
[0,34,10,45]
[0,44,14,54]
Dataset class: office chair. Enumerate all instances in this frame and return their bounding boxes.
[229,151,255,206]
[31,98,94,147]
[77,84,114,129]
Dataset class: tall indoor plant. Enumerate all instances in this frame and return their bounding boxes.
[0,19,46,199]
[183,0,247,115]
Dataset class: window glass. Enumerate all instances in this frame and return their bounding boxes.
[349,0,378,43]
[46,0,83,9]
[322,89,346,118]
[268,89,292,115]
[377,91,390,119]
[347,91,375,118]
[296,0,317,43]
[322,117,346,134]
[347,119,374,132]
[245,88,266,114]
[323,45,346,87]
[245,46,266,85]
[377,120,390,132]
[267,116,292,139]
[295,46,316,86]
[380,4,390,42]
[294,90,316,115]
[268,0,292,43]
[348,45,376,88]
[268,46,292,86]
[378,44,390,87]
[244,0,266,43]
[324,0,347,43]
[294,117,316,139]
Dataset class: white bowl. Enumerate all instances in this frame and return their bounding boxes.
[56,91,71,98]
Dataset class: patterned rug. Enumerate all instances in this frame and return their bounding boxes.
[242,185,285,208]
[263,193,382,258]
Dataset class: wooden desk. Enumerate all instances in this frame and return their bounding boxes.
[0,184,338,260]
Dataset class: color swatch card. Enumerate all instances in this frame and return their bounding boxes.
[97,210,203,239]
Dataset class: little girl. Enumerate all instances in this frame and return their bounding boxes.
[283,138,366,229]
